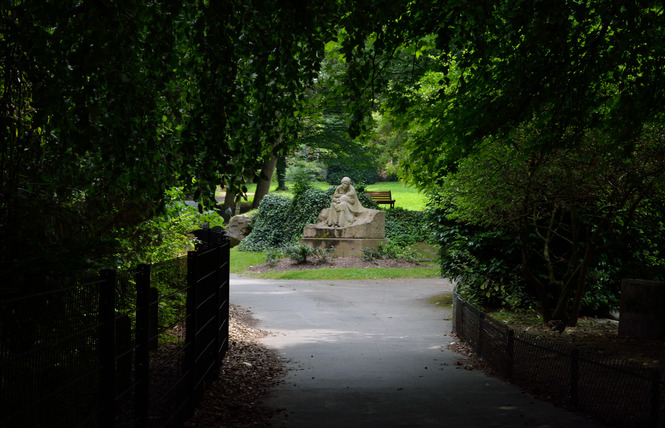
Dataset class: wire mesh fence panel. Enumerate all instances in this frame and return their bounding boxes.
[1,238,228,428]
[477,317,510,374]
[451,292,665,427]
[146,257,191,428]
[152,257,188,342]
[113,271,138,427]
[1,275,105,427]
[460,304,481,350]
[508,336,569,403]
[576,357,660,427]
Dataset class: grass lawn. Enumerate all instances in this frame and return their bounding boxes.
[230,248,440,280]
[224,180,428,211]
[364,182,427,211]
[254,265,440,280]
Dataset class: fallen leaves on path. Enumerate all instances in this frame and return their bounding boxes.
[184,304,287,427]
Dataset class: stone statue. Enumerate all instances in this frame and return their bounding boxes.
[301,176,386,256]
[326,177,366,228]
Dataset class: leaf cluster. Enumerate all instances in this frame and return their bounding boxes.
[2,1,339,278]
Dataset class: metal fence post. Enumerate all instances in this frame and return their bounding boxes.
[135,264,151,427]
[99,269,116,428]
[217,237,230,367]
[185,249,198,417]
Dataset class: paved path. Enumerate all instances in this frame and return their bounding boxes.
[231,275,604,427]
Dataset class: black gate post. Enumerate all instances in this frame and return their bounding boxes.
[99,269,116,428]
[185,249,198,417]
[135,263,151,427]
[216,236,230,368]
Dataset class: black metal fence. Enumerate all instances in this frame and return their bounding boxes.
[1,230,229,427]
[452,292,665,427]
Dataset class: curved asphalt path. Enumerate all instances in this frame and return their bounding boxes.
[230,275,604,427]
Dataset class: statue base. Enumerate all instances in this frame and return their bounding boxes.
[301,207,387,257]
[302,209,385,239]
[299,237,387,257]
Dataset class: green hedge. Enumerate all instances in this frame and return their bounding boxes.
[238,187,332,251]
[384,207,431,246]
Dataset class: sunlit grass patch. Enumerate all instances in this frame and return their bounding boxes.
[253,266,439,280]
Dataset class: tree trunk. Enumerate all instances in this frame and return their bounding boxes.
[275,155,288,190]
[567,244,595,326]
[223,189,237,216]
[520,229,552,322]
[252,154,278,210]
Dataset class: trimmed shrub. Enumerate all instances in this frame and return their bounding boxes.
[283,187,333,242]
[385,207,431,246]
[237,195,291,251]
[238,188,332,251]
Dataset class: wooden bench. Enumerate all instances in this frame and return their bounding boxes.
[365,191,396,208]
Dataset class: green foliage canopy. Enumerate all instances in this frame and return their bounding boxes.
[331,1,665,325]
[1,0,336,278]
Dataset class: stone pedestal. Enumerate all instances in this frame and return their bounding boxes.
[301,208,386,257]
[299,237,387,257]
[619,279,665,339]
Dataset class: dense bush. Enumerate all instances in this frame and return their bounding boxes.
[426,204,622,315]
[385,207,431,246]
[236,195,292,251]
[107,187,225,268]
[284,187,334,241]
[238,188,332,251]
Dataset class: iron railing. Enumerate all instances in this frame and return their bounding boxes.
[452,292,664,427]
[0,229,229,427]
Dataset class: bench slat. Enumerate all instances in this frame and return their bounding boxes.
[365,191,395,208]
